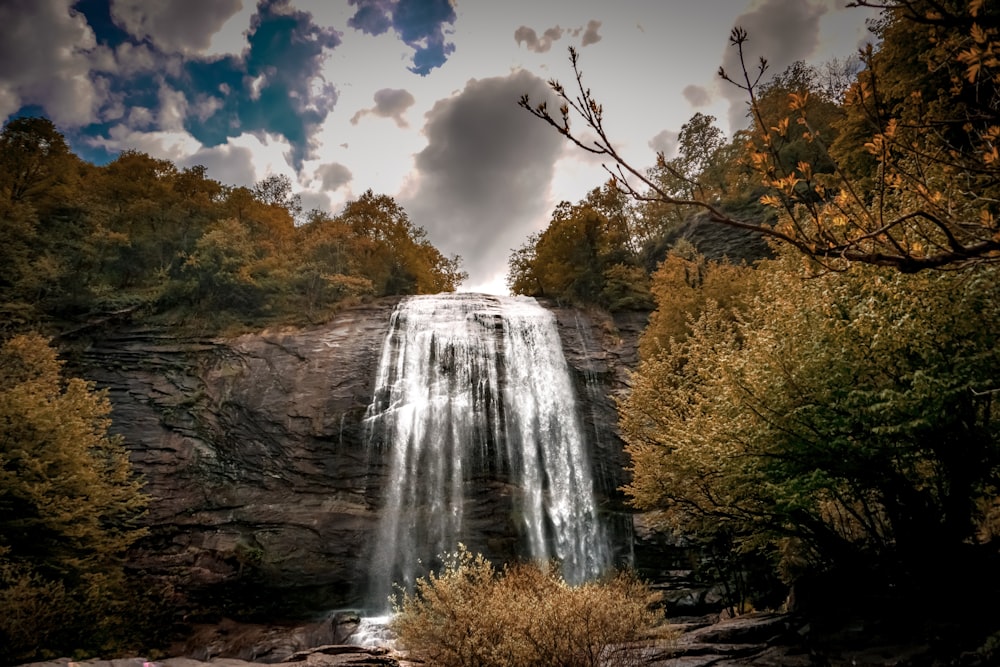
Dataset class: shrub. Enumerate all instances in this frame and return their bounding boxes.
[0,334,150,662]
[391,545,670,667]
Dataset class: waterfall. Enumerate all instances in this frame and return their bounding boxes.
[363,293,609,610]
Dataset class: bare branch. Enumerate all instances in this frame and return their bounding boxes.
[520,8,1000,274]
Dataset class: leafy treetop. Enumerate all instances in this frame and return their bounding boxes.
[520,0,1000,272]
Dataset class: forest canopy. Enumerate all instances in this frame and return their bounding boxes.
[0,118,466,337]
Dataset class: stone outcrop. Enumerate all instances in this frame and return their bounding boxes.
[68,295,644,617]
[71,298,402,613]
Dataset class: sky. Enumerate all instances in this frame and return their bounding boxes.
[0,0,881,294]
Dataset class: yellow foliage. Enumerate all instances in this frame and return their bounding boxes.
[392,545,669,667]
[0,334,150,661]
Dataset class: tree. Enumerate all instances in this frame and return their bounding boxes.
[88,150,221,291]
[338,191,466,295]
[0,117,78,207]
[0,118,87,325]
[638,241,754,359]
[0,334,148,661]
[507,231,544,295]
[252,173,303,225]
[520,0,1000,271]
[620,254,1000,600]
[507,190,652,310]
[179,217,266,314]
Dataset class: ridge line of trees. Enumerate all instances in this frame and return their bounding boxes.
[0,119,466,337]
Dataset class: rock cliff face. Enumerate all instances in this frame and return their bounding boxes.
[71,296,647,617]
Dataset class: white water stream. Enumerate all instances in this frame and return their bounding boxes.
[363,293,609,611]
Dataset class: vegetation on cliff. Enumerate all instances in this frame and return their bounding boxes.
[0,334,152,663]
[0,120,466,338]
[3,0,1000,661]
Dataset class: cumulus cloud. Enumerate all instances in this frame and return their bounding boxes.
[112,41,159,76]
[299,189,333,215]
[316,162,353,192]
[399,70,563,289]
[157,84,189,131]
[0,0,110,126]
[347,0,394,35]
[579,20,602,47]
[516,19,602,53]
[683,84,712,107]
[348,0,457,75]
[514,25,564,53]
[109,0,243,55]
[85,125,204,165]
[101,0,339,168]
[181,143,258,187]
[719,0,826,132]
[648,129,678,159]
[126,106,155,129]
[350,88,416,127]
[1,0,342,173]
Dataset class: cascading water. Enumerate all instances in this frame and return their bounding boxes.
[362,293,610,611]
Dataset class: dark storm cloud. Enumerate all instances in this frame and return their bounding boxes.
[719,0,826,132]
[347,0,457,76]
[109,0,243,55]
[400,70,563,288]
[350,88,416,127]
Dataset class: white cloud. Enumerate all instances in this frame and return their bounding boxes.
[350,88,415,127]
[0,0,108,126]
[157,84,189,131]
[109,0,244,55]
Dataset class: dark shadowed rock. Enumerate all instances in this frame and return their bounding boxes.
[71,298,403,614]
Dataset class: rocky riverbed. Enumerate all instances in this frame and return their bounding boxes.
[17,609,997,667]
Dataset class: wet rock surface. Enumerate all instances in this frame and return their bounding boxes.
[66,296,645,616]
[70,298,404,613]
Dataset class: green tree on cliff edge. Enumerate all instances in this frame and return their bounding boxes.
[0,334,149,663]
